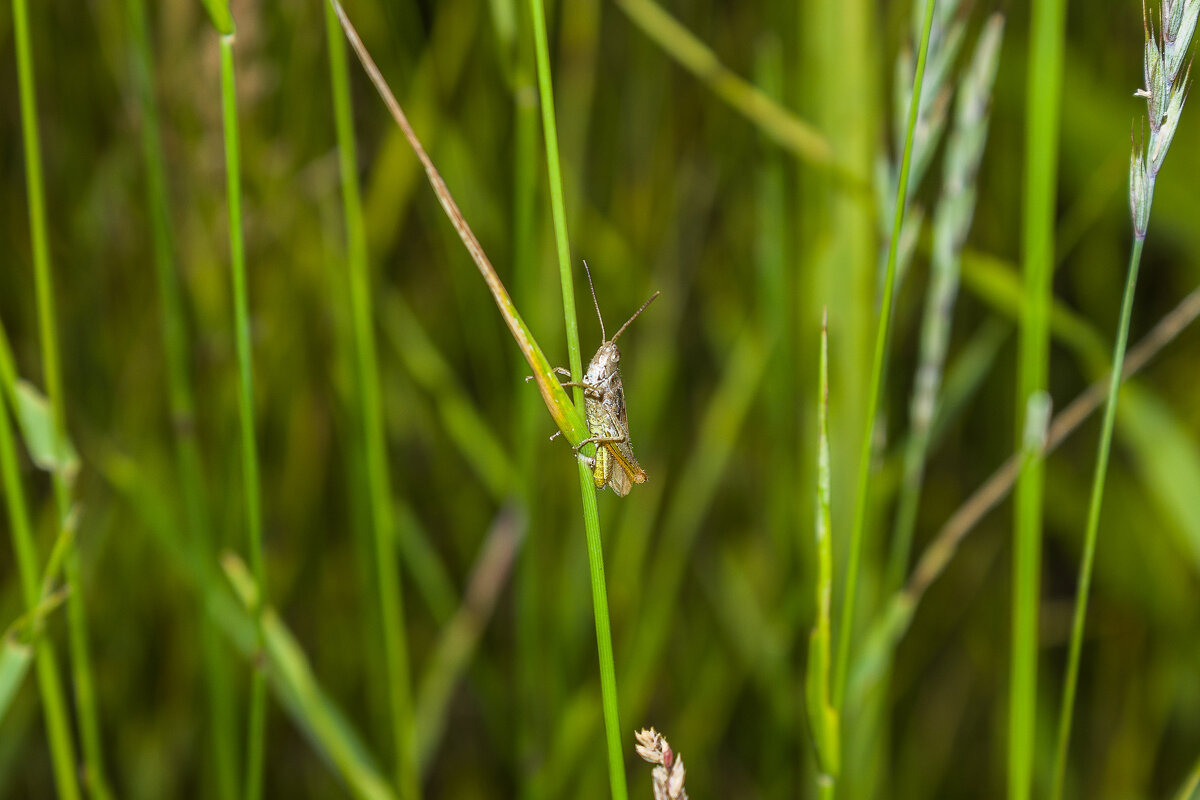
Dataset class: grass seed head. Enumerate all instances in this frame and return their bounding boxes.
[634,728,688,800]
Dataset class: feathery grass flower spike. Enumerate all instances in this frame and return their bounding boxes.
[1129,0,1197,237]
[1050,2,1197,797]
[634,728,688,800]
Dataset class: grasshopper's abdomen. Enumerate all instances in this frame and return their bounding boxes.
[592,441,614,489]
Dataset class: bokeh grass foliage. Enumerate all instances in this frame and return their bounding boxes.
[2,0,1200,798]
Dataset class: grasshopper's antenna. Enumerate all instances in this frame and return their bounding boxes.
[611,291,660,343]
[582,260,606,341]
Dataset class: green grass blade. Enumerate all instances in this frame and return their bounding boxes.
[324,4,419,795]
[328,0,588,446]
[614,0,842,177]
[831,0,936,717]
[101,453,397,800]
[216,29,269,800]
[0,640,34,726]
[221,554,398,800]
[540,328,769,799]
[806,313,840,791]
[1049,237,1144,799]
[1012,0,1067,793]
[10,0,111,794]
[526,0,627,794]
[0,345,79,800]
[1050,3,1196,790]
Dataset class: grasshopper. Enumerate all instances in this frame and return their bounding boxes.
[554,262,658,496]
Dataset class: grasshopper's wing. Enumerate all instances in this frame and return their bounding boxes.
[583,395,618,492]
[592,403,644,495]
[605,375,646,486]
[606,448,632,496]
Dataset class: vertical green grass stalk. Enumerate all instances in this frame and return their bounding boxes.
[210,18,269,799]
[806,313,839,799]
[1012,0,1067,796]
[526,0,628,797]
[831,0,936,716]
[1049,4,1198,797]
[323,5,419,796]
[125,0,239,793]
[0,358,79,800]
[9,0,113,796]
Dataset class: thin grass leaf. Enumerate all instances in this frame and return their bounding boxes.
[887,14,1005,597]
[415,509,522,772]
[542,328,769,798]
[525,0,628,793]
[1051,5,1198,793]
[9,0,110,791]
[99,451,399,799]
[0,324,77,477]
[0,641,33,727]
[613,0,842,178]
[211,24,271,799]
[833,0,938,731]
[221,554,398,800]
[0,324,79,800]
[324,5,419,793]
[0,585,71,727]
[806,312,840,787]
[328,0,587,447]
[3,588,71,646]
[11,382,78,481]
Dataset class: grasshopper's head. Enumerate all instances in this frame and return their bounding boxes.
[580,260,659,384]
[585,341,622,385]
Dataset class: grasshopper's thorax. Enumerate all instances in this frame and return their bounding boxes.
[584,341,621,389]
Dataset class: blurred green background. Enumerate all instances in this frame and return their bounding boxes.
[1,0,1199,797]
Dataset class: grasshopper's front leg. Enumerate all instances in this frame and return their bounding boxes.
[527,368,604,398]
[547,424,612,445]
